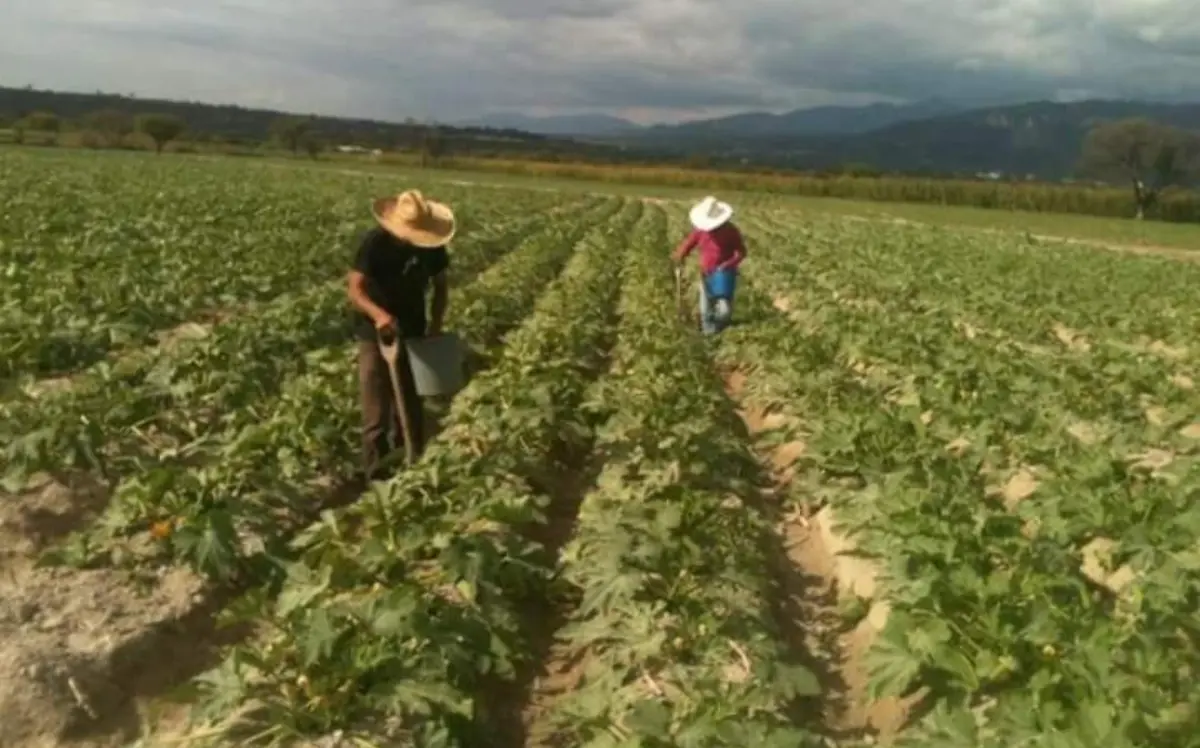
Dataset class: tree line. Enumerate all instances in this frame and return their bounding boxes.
[4,108,472,167]
[0,86,632,163]
[4,102,1199,223]
[9,109,186,153]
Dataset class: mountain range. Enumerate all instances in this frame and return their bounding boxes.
[5,84,1199,180]
[780,100,1200,177]
[472,97,1200,178]
[455,111,641,137]
[459,99,970,139]
[462,98,1200,178]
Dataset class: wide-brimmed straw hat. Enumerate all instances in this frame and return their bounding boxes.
[689,195,733,231]
[371,189,456,248]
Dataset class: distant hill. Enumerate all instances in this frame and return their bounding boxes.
[623,99,969,144]
[4,85,1199,180]
[596,98,1200,178]
[456,112,640,137]
[458,101,973,140]
[0,85,626,161]
[759,99,1200,177]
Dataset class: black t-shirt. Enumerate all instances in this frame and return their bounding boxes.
[351,227,450,340]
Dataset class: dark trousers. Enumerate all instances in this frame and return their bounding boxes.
[357,340,424,480]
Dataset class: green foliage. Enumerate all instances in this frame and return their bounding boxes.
[715,205,1200,748]
[299,132,323,159]
[270,115,314,155]
[187,199,638,744]
[18,109,59,132]
[546,209,821,746]
[451,158,1200,222]
[1,150,584,577]
[5,146,1200,747]
[420,126,448,167]
[5,86,1200,221]
[1079,118,1200,217]
[82,108,133,146]
[136,113,187,152]
[0,150,380,381]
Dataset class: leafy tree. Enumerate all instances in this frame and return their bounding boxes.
[82,109,132,146]
[419,125,446,167]
[136,113,186,153]
[841,162,882,178]
[12,111,58,145]
[270,115,311,155]
[300,132,323,159]
[1079,118,1200,219]
[18,110,59,133]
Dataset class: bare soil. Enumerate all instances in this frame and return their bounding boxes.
[0,563,227,748]
[472,441,600,748]
[510,448,606,748]
[0,466,372,748]
[0,471,240,748]
[0,475,110,569]
[0,323,503,744]
[722,367,912,741]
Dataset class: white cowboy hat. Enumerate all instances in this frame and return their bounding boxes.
[689,195,733,231]
[371,189,456,248]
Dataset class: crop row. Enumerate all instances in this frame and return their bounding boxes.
[527,208,819,746]
[751,217,1200,471]
[183,199,648,745]
[0,151,572,380]
[0,194,601,496]
[748,210,1200,360]
[51,196,628,582]
[741,213,1198,473]
[743,212,1200,509]
[727,215,1200,747]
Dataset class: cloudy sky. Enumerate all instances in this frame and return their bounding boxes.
[2,0,1200,124]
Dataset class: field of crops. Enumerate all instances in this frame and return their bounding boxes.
[2,147,1199,748]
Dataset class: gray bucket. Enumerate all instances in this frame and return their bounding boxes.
[405,333,465,396]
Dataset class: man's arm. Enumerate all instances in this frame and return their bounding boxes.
[671,230,700,263]
[428,271,448,335]
[347,233,392,329]
[347,271,391,328]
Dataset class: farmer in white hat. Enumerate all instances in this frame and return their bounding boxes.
[671,195,746,334]
[346,189,454,480]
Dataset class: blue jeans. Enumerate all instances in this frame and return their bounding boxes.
[699,271,736,334]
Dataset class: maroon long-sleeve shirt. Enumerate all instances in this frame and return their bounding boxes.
[674,222,746,274]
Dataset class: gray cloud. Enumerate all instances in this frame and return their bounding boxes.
[1,0,1199,124]
[403,0,641,21]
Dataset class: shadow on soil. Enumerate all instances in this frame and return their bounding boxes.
[6,392,450,748]
[476,437,605,748]
[62,600,256,746]
[717,366,870,742]
[0,474,110,560]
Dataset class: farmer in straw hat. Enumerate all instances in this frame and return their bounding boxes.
[671,195,746,334]
[346,189,454,480]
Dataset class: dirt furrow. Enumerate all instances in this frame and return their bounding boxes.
[0,473,371,748]
[488,443,606,748]
[721,367,911,742]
